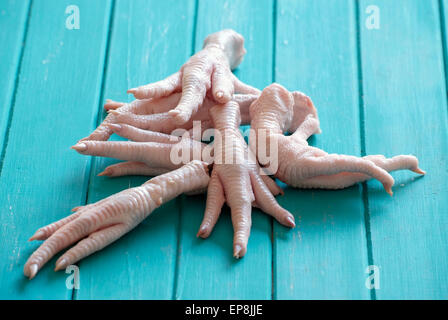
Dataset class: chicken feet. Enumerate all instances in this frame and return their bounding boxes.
[249,84,425,193]
[24,160,210,279]
[81,93,258,142]
[198,101,295,258]
[127,29,260,125]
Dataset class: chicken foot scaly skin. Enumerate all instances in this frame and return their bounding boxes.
[79,93,184,142]
[249,84,425,193]
[73,126,210,176]
[128,29,260,125]
[110,93,257,138]
[24,160,210,279]
[198,101,295,259]
[76,121,283,197]
[95,125,206,177]
[81,93,258,142]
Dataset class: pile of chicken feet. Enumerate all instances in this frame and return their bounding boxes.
[24,30,424,279]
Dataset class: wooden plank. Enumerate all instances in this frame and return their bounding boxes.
[0,0,112,299]
[0,0,30,154]
[75,0,196,299]
[442,0,448,92]
[174,0,274,299]
[274,0,370,299]
[360,0,448,299]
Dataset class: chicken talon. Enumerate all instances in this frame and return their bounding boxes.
[413,168,426,175]
[97,168,110,176]
[233,244,243,259]
[249,84,424,192]
[28,264,38,280]
[129,30,255,125]
[260,174,283,196]
[99,161,169,177]
[384,184,394,196]
[204,101,293,258]
[104,99,125,111]
[286,216,296,228]
[128,71,182,100]
[71,143,87,152]
[198,170,225,238]
[54,258,67,272]
[249,169,294,227]
[211,65,234,103]
[72,141,180,170]
[24,161,210,279]
[196,225,209,238]
[28,230,45,242]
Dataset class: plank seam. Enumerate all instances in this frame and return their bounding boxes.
[0,0,32,179]
[271,0,277,301]
[439,0,448,110]
[172,0,199,301]
[71,0,116,300]
[354,0,376,301]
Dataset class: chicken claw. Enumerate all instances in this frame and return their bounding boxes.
[249,84,425,192]
[197,101,294,259]
[24,161,210,279]
[81,93,258,142]
[128,29,260,125]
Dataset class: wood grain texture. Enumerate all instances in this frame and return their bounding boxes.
[75,0,196,299]
[0,0,30,154]
[360,0,448,299]
[1,0,447,300]
[0,0,112,299]
[273,0,370,299]
[442,0,448,95]
[174,0,274,300]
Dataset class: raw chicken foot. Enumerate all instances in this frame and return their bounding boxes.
[77,122,282,197]
[127,29,260,125]
[198,101,295,259]
[24,161,210,279]
[249,84,425,193]
[81,93,258,142]
[73,126,209,173]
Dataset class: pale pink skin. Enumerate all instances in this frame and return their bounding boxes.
[198,101,295,259]
[72,126,209,173]
[24,160,210,280]
[249,84,425,193]
[127,29,260,125]
[75,120,283,197]
[81,93,258,142]
[25,30,427,280]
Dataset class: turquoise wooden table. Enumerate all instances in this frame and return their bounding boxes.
[0,0,447,300]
